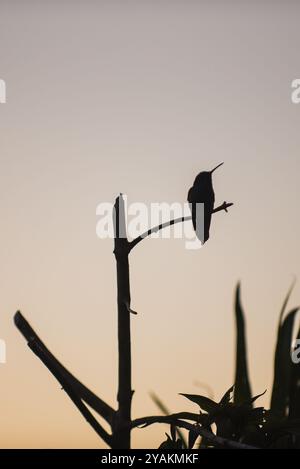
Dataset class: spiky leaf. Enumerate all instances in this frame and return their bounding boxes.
[271,307,299,416]
[289,327,300,419]
[180,393,218,413]
[233,283,252,404]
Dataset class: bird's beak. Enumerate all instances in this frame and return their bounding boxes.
[210,162,224,174]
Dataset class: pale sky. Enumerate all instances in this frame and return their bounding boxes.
[0,1,300,448]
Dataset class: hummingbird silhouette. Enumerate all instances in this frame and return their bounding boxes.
[187,162,224,244]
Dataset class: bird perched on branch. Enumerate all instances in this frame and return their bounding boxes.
[188,162,224,244]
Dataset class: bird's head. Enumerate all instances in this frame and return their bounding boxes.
[193,162,224,186]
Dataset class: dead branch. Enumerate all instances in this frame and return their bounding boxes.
[129,201,233,251]
[14,311,114,445]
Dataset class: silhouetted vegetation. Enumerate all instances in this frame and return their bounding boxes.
[14,185,300,449]
[151,284,300,449]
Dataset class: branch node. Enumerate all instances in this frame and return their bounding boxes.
[124,301,138,315]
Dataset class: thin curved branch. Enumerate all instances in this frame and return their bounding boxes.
[14,312,115,426]
[129,201,233,251]
[212,201,234,214]
[131,415,257,449]
[131,412,201,428]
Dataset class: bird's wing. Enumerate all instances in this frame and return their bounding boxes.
[187,186,194,203]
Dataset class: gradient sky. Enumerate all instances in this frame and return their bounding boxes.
[1,1,300,448]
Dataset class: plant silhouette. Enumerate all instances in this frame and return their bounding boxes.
[147,284,300,449]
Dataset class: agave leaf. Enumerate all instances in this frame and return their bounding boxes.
[188,427,199,449]
[180,393,219,413]
[159,433,174,449]
[233,283,252,405]
[150,392,187,448]
[271,307,299,416]
[158,430,183,449]
[170,423,176,442]
[289,327,300,419]
[150,392,169,415]
[220,385,234,405]
[248,390,267,406]
[278,279,296,326]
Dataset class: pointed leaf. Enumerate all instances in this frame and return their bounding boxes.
[150,392,170,415]
[220,385,234,405]
[271,307,299,416]
[170,423,176,442]
[180,393,219,413]
[150,392,187,448]
[278,280,296,326]
[233,283,252,405]
[289,327,300,419]
[248,390,267,406]
[158,433,173,449]
[188,427,199,449]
